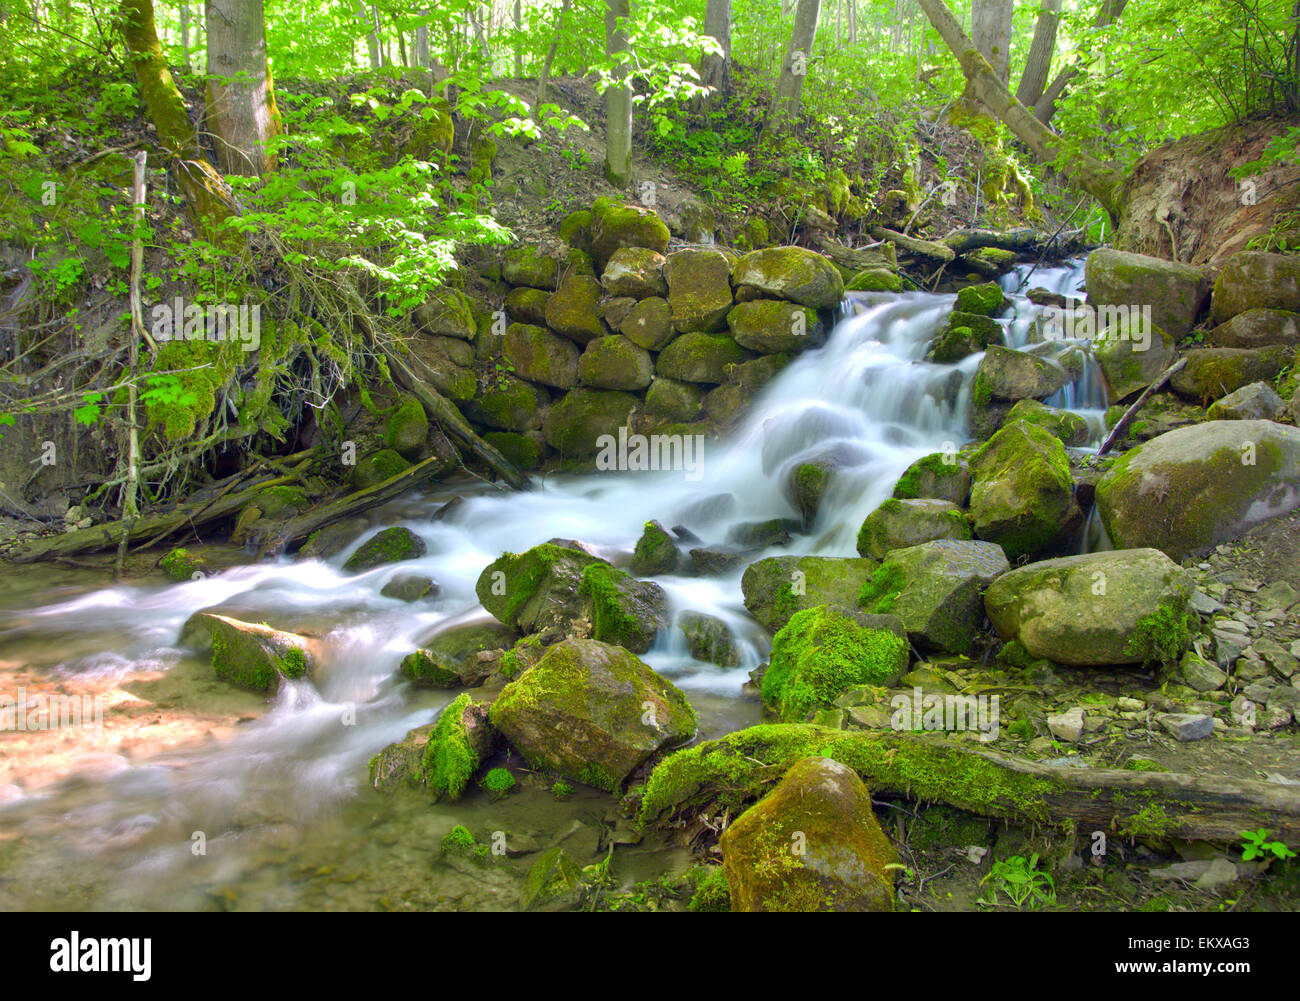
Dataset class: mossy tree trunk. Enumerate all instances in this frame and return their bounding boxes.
[603,0,633,188]
[916,0,1127,224]
[1032,0,1129,125]
[203,0,281,177]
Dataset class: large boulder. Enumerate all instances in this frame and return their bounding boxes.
[1211,251,1300,324]
[476,543,608,633]
[183,612,315,693]
[644,377,705,422]
[984,549,1194,666]
[664,248,734,332]
[413,287,476,340]
[544,272,605,345]
[720,756,897,912]
[1094,322,1176,401]
[858,539,1009,654]
[1095,420,1300,560]
[761,605,908,721]
[503,246,558,290]
[620,296,676,351]
[590,199,671,268]
[503,322,580,389]
[974,345,1070,402]
[1209,308,1300,349]
[742,555,877,632]
[1170,345,1294,402]
[727,299,820,354]
[600,247,667,299]
[577,563,670,653]
[968,420,1080,559]
[343,526,427,571]
[577,335,654,391]
[655,332,752,384]
[732,247,844,309]
[488,638,695,792]
[1006,399,1089,446]
[1085,248,1209,337]
[463,374,548,432]
[927,312,1004,363]
[542,388,639,456]
[892,452,971,504]
[856,498,970,559]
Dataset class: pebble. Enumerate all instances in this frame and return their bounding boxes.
[1047,707,1085,743]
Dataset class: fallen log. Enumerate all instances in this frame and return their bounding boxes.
[867,226,955,264]
[1097,358,1188,456]
[943,227,1039,255]
[813,238,898,274]
[638,725,1300,844]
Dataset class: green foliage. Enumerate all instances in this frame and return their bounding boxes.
[1241,829,1297,862]
[480,767,517,798]
[980,854,1056,909]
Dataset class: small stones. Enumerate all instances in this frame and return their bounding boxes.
[1156,713,1215,741]
[1047,707,1085,743]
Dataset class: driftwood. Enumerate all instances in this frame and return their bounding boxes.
[814,237,898,274]
[867,226,955,264]
[1097,358,1188,456]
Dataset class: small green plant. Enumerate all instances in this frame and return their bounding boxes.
[480,767,516,798]
[979,854,1056,909]
[1240,829,1296,862]
[551,780,573,800]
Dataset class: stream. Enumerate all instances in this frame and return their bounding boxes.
[0,257,1106,910]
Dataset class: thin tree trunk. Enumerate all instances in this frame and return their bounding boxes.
[769,0,821,132]
[604,0,633,188]
[416,21,429,68]
[1033,0,1129,124]
[513,0,523,77]
[178,0,190,72]
[204,0,280,177]
[1015,0,1062,108]
[536,0,571,111]
[701,0,731,95]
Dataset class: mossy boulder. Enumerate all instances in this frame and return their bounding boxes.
[599,296,638,329]
[578,562,670,653]
[488,638,696,792]
[383,398,428,459]
[464,374,548,432]
[1169,345,1294,403]
[856,498,971,559]
[405,619,519,686]
[1208,307,1300,349]
[955,281,1008,316]
[560,209,593,250]
[858,539,1010,655]
[630,520,680,576]
[726,352,792,389]
[679,611,740,667]
[160,547,204,581]
[1085,248,1209,337]
[1095,420,1300,560]
[1094,321,1175,401]
[541,388,639,456]
[368,722,435,791]
[926,311,1005,362]
[985,549,1194,666]
[601,247,667,299]
[701,383,748,426]
[1211,251,1300,324]
[761,605,909,721]
[577,334,654,391]
[482,431,544,470]
[732,248,844,308]
[505,287,550,326]
[544,271,605,345]
[727,299,820,354]
[503,322,580,389]
[413,287,476,340]
[186,612,314,693]
[664,249,734,333]
[380,573,438,602]
[975,345,1070,402]
[742,555,878,633]
[845,268,902,293]
[892,452,971,504]
[590,199,671,268]
[351,448,412,489]
[787,460,835,525]
[619,295,675,351]
[419,693,495,801]
[476,543,607,633]
[656,332,753,384]
[1206,381,1286,420]
[399,649,461,688]
[644,377,705,421]
[343,526,427,572]
[1006,399,1089,446]
[408,335,477,402]
[720,755,897,912]
[968,420,1080,559]
[503,246,559,290]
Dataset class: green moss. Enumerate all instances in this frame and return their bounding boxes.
[1123,757,1171,773]
[858,563,906,614]
[551,780,574,800]
[845,268,902,293]
[578,563,647,649]
[1121,802,1172,839]
[419,693,482,801]
[955,282,1005,316]
[971,370,992,408]
[399,649,459,687]
[252,485,307,519]
[480,767,516,797]
[1124,599,1193,670]
[761,606,908,721]
[160,547,202,581]
[441,824,477,855]
[482,431,542,470]
[688,866,732,912]
[352,448,411,488]
[342,526,425,571]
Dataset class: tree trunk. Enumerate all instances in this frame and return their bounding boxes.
[701,0,731,95]
[970,0,1012,82]
[769,0,821,132]
[178,0,191,71]
[204,0,280,177]
[1033,0,1129,124]
[416,21,429,68]
[603,0,633,188]
[535,0,571,110]
[513,0,523,77]
[916,0,1126,223]
[1015,0,1061,108]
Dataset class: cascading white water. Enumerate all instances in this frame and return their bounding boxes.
[0,256,1106,907]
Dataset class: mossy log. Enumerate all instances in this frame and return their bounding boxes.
[943,228,1039,255]
[814,238,899,274]
[638,725,1300,844]
[867,226,955,264]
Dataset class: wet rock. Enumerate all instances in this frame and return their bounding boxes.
[381,573,438,602]
[368,722,435,791]
[1205,380,1286,420]
[160,547,205,581]
[489,638,695,792]
[845,268,901,292]
[732,247,845,309]
[503,322,580,389]
[297,517,370,560]
[655,331,753,384]
[350,448,412,490]
[926,311,1004,363]
[720,756,897,912]
[420,693,495,800]
[787,459,836,525]
[577,335,654,391]
[1094,322,1176,401]
[1085,248,1209,337]
[343,526,427,572]
[1005,399,1089,446]
[643,376,705,421]
[742,555,877,632]
[630,520,680,576]
[600,246,667,299]
[542,388,639,457]
[476,542,608,633]
[975,345,1070,402]
[689,545,747,576]
[727,518,802,548]
[184,613,315,693]
[727,299,820,354]
[383,398,428,460]
[545,271,605,345]
[968,420,1080,559]
[955,281,1008,316]
[892,452,971,504]
[578,563,670,653]
[678,611,741,667]
[463,375,549,432]
[856,498,971,560]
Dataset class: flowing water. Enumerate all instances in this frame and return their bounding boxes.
[0,257,1106,910]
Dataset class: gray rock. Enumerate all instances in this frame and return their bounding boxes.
[1178,650,1227,692]
[1157,713,1214,741]
[1048,707,1085,743]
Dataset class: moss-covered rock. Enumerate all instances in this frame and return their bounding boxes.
[578,562,670,653]
[663,248,734,333]
[475,542,608,633]
[678,611,740,667]
[644,376,705,421]
[420,693,495,800]
[1169,345,1294,403]
[732,247,844,308]
[488,638,696,792]
[630,520,680,576]
[892,451,972,504]
[559,209,593,253]
[544,271,605,345]
[975,344,1070,401]
[726,299,820,354]
[413,286,476,340]
[1086,248,1209,337]
[742,555,878,632]
[1208,307,1300,349]
[542,387,639,456]
[720,755,897,912]
[762,605,908,720]
[985,549,1194,667]
[1006,398,1089,446]
[590,199,671,268]
[656,332,753,384]
[1095,420,1300,559]
[380,573,438,602]
[399,648,461,688]
[160,547,204,581]
[955,281,1008,316]
[503,322,580,389]
[186,612,314,693]
[601,246,667,299]
[926,311,1005,362]
[619,295,675,351]
[343,526,427,572]
[482,431,544,470]
[503,246,559,290]
[368,722,435,791]
[787,459,835,525]
[701,382,748,427]
[1211,251,1300,324]
[968,420,1080,559]
[1205,380,1286,420]
[351,448,412,489]
[1094,320,1175,401]
[464,374,549,432]
[407,335,477,402]
[858,539,1009,654]
[856,498,971,559]
[383,398,428,459]
[577,334,654,391]
[505,286,550,326]
[845,268,902,293]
